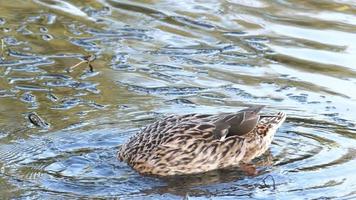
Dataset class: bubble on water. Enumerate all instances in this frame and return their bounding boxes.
[39,27,48,33]
[0,17,6,25]
[42,34,53,41]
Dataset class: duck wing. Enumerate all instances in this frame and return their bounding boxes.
[212,105,265,140]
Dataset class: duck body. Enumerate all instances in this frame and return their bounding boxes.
[118,106,286,176]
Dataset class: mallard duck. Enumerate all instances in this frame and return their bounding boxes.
[118,106,286,176]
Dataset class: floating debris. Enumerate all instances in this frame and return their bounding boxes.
[66,54,96,72]
[27,112,50,129]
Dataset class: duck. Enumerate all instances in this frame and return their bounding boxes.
[117,105,286,176]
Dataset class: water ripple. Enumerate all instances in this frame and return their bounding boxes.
[0,0,356,199]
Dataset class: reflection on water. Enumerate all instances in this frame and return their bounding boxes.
[0,0,355,199]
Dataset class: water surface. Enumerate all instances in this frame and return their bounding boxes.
[0,0,355,199]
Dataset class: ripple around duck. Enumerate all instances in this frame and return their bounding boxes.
[0,129,166,198]
[0,117,354,199]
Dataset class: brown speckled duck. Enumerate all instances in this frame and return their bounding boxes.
[118,106,286,176]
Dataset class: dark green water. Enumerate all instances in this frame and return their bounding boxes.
[0,0,355,199]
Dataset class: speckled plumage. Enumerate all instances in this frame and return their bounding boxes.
[118,106,286,176]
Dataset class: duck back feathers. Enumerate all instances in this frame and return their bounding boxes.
[118,106,286,176]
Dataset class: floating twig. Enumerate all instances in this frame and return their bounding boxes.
[66,54,96,73]
[83,54,96,72]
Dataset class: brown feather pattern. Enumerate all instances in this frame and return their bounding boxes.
[118,106,286,176]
